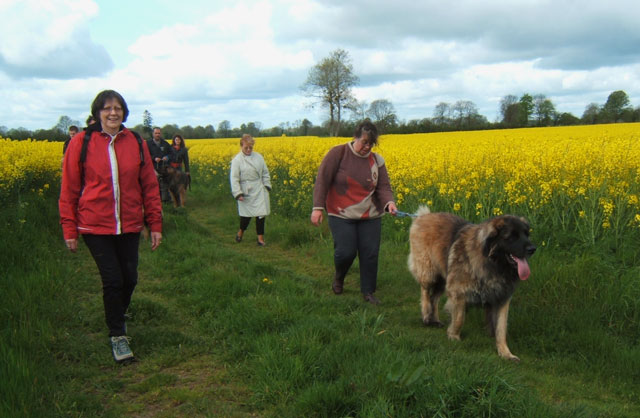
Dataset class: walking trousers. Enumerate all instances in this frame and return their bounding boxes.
[328,216,382,295]
[240,216,265,235]
[83,233,140,337]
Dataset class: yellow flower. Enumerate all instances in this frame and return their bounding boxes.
[578,210,585,218]
[453,203,461,211]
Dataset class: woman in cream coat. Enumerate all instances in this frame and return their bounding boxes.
[230,134,272,246]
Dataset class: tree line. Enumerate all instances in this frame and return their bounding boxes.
[2,49,639,141]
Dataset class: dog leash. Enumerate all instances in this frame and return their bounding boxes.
[393,210,417,218]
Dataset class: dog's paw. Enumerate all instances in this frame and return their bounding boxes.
[447,333,461,341]
[423,319,444,328]
[498,352,520,362]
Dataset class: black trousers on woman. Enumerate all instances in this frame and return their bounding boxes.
[240,216,265,235]
[328,216,382,295]
[83,233,140,337]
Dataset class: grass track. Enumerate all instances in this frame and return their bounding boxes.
[2,183,639,417]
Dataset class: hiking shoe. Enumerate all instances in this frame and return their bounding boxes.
[363,293,380,305]
[332,276,344,294]
[111,336,134,363]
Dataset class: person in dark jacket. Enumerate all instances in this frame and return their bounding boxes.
[62,125,79,155]
[59,89,163,363]
[147,127,174,202]
[170,134,190,174]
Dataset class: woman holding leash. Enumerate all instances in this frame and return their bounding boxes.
[230,134,272,246]
[59,89,163,363]
[311,121,397,305]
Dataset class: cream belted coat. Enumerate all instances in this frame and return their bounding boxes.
[230,151,272,217]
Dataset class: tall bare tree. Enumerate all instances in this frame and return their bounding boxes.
[451,100,479,130]
[348,98,369,122]
[367,99,397,133]
[54,115,80,133]
[302,49,359,136]
[433,102,452,127]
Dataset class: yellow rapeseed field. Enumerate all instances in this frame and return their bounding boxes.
[3,123,640,241]
[187,124,640,240]
[0,138,62,197]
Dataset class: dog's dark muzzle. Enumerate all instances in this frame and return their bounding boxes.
[526,245,536,257]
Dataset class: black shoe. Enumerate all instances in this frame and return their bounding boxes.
[235,234,242,243]
[257,239,266,247]
[363,293,380,305]
[332,276,344,294]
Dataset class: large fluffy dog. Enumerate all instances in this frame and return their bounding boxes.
[160,166,189,208]
[408,206,536,361]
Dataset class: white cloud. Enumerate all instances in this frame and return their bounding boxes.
[0,0,112,78]
[1,0,640,131]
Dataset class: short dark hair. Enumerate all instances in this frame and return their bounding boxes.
[69,125,79,132]
[354,120,378,146]
[90,90,129,123]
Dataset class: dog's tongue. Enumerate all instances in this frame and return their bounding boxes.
[513,256,530,280]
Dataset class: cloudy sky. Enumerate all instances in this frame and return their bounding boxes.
[2,0,639,131]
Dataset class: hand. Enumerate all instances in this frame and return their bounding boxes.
[65,238,77,253]
[150,231,162,251]
[310,209,323,226]
[155,157,161,162]
[387,203,398,216]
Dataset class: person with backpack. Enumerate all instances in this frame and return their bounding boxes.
[59,90,163,364]
[310,121,397,305]
[147,127,174,202]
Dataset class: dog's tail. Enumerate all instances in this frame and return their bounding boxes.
[415,205,431,217]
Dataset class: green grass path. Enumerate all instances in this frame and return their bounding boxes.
[3,185,639,417]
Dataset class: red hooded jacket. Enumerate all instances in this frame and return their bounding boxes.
[59,128,162,240]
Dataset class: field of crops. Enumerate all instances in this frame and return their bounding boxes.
[186,123,640,244]
[3,123,640,244]
[3,123,640,416]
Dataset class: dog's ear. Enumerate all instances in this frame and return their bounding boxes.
[482,217,505,257]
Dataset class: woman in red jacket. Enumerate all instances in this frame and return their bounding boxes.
[59,90,163,363]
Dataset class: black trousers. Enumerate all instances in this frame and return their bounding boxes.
[328,216,382,295]
[83,233,140,337]
[240,216,265,235]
